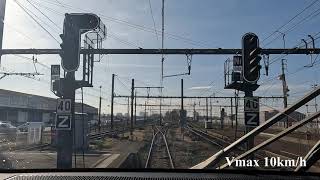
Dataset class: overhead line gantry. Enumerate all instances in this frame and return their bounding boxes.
[1,48,320,55]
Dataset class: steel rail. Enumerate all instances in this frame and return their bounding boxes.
[157,126,175,169]
[191,86,320,169]
[219,110,320,169]
[89,122,155,140]
[145,126,175,168]
[186,125,224,148]
[88,128,129,140]
[186,123,269,168]
[145,129,160,168]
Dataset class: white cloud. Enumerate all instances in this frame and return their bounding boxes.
[258,83,308,93]
[188,86,213,90]
[108,63,159,69]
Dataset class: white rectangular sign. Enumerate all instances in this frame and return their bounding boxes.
[244,96,259,112]
[244,96,260,127]
[56,114,72,130]
[56,99,72,114]
[245,112,259,126]
[51,65,60,81]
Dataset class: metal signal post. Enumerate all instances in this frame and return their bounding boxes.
[242,33,262,159]
[56,13,103,169]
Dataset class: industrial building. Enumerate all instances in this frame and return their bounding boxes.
[0,89,98,126]
[261,109,306,127]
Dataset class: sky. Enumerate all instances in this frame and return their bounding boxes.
[1,0,320,115]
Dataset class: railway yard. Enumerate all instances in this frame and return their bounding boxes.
[0,119,319,172]
[1,1,320,178]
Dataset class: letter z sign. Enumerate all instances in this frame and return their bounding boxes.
[244,97,260,127]
[56,114,71,130]
[245,112,259,126]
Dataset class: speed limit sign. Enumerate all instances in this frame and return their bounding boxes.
[56,99,72,114]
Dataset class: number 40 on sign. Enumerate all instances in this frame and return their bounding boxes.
[57,99,72,113]
[244,97,259,112]
[56,98,72,130]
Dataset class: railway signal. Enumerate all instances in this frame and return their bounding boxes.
[57,13,103,169]
[60,13,100,72]
[242,33,262,84]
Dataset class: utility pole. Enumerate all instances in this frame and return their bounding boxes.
[127,97,129,126]
[181,79,184,111]
[206,98,208,122]
[234,91,239,141]
[0,0,6,64]
[130,79,134,136]
[312,84,318,111]
[193,102,196,121]
[159,96,162,125]
[210,98,213,123]
[281,59,289,128]
[180,79,186,127]
[231,97,233,128]
[98,86,102,132]
[312,84,318,130]
[134,91,137,125]
[160,0,165,127]
[144,101,147,124]
[215,103,218,125]
[180,78,185,140]
[110,74,115,130]
[220,108,224,129]
[149,105,152,123]
[160,0,165,78]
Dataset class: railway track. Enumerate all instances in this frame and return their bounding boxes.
[186,125,227,148]
[186,123,245,151]
[186,123,273,163]
[13,143,51,151]
[89,129,126,140]
[145,126,174,169]
[186,123,308,170]
[89,122,155,140]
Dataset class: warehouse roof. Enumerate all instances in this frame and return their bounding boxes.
[0,89,98,114]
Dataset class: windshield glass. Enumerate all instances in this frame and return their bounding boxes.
[0,0,320,174]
